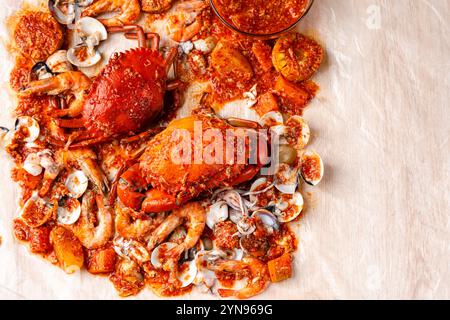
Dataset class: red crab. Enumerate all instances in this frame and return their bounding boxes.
[20,26,180,147]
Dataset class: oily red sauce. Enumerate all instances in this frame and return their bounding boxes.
[213,0,309,35]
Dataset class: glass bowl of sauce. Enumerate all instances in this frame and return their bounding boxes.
[210,0,315,39]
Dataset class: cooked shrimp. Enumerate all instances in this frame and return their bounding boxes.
[115,204,166,239]
[147,202,206,252]
[20,71,91,118]
[147,202,205,282]
[61,148,109,194]
[141,0,174,13]
[69,191,113,249]
[82,0,141,27]
[165,0,207,42]
[211,257,270,299]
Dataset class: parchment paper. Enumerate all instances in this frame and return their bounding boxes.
[0,0,449,300]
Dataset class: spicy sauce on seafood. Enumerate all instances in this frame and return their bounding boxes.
[212,0,309,35]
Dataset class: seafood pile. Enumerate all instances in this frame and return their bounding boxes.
[1,0,325,299]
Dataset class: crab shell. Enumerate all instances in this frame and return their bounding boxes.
[138,114,261,201]
[82,48,167,139]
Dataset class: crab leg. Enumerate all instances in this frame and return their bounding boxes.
[107,25,146,48]
[124,32,160,50]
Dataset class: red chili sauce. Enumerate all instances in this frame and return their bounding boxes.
[213,0,309,35]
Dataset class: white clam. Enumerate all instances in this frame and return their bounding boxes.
[274,163,299,195]
[286,116,311,150]
[247,177,271,204]
[274,192,304,223]
[65,170,89,198]
[206,201,228,229]
[301,150,324,186]
[67,46,102,68]
[49,0,76,25]
[259,111,284,128]
[15,116,40,143]
[150,242,177,269]
[68,17,107,68]
[46,50,73,73]
[23,153,43,176]
[177,260,198,288]
[57,197,82,225]
[253,209,279,232]
[76,17,108,43]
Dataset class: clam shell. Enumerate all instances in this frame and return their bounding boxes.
[259,111,284,128]
[15,116,40,143]
[285,116,311,150]
[253,209,279,231]
[67,47,102,68]
[48,0,76,25]
[150,242,178,269]
[57,197,82,225]
[76,17,108,42]
[301,150,324,186]
[206,201,228,229]
[177,260,198,288]
[275,192,304,223]
[23,153,43,176]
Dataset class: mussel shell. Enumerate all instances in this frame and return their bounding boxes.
[49,0,76,25]
[65,170,89,198]
[300,150,324,186]
[30,62,53,81]
[150,242,177,269]
[57,197,82,225]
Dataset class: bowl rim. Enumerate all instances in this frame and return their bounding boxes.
[209,0,316,39]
